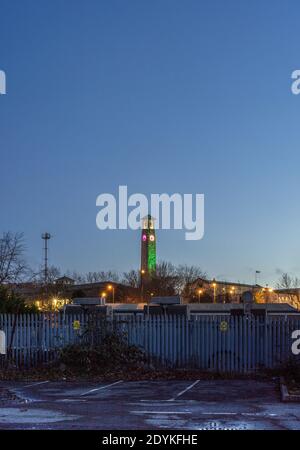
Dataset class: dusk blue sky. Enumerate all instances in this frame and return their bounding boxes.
[1,0,300,285]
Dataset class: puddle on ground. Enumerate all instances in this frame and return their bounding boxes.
[198,421,249,430]
[0,408,80,424]
[144,416,252,430]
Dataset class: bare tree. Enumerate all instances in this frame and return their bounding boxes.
[156,261,176,279]
[85,271,120,283]
[277,272,300,289]
[44,265,61,283]
[175,264,207,295]
[30,264,61,284]
[122,270,140,288]
[0,232,28,284]
[147,261,178,297]
[122,262,207,298]
[66,270,86,284]
[64,270,120,285]
[276,272,300,309]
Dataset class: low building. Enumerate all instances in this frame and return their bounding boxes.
[274,288,300,310]
[55,276,75,285]
[13,280,141,310]
[189,277,264,303]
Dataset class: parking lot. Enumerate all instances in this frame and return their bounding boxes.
[0,379,300,430]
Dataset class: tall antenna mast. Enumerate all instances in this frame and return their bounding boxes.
[41,233,51,284]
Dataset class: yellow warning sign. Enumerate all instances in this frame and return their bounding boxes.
[73,320,80,330]
[220,321,229,332]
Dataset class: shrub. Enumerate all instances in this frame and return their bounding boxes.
[0,286,38,313]
[59,332,145,373]
[281,358,300,382]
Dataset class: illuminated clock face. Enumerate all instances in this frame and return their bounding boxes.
[149,235,155,241]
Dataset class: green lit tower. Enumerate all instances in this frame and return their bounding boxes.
[141,215,156,280]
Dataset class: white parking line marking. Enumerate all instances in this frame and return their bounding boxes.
[167,380,200,402]
[197,412,279,418]
[80,380,123,396]
[131,411,191,415]
[199,412,238,415]
[132,410,279,418]
[22,381,49,388]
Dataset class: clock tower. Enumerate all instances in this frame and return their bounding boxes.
[141,215,156,280]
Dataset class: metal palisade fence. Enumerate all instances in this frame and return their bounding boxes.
[0,313,299,372]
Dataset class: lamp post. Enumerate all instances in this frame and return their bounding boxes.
[198,289,203,302]
[268,287,273,301]
[140,269,145,302]
[107,284,115,303]
[212,280,217,303]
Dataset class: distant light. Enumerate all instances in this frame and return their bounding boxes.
[149,235,155,241]
[107,285,112,290]
[141,269,145,274]
[101,292,107,297]
[142,234,147,241]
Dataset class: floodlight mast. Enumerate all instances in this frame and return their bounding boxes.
[41,233,51,284]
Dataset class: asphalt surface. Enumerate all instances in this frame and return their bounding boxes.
[0,379,299,430]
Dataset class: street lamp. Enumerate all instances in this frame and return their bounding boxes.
[198,289,203,302]
[107,284,115,303]
[212,280,217,303]
[140,269,145,302]
[52,298,58,310]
